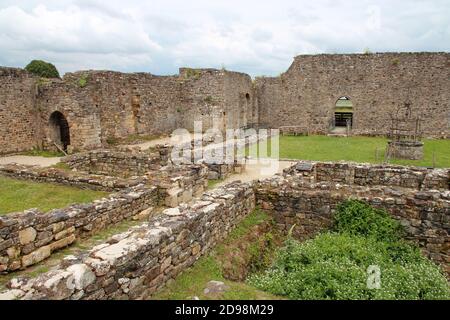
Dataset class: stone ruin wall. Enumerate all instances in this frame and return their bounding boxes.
[0,182,159,273]
[256,52,450,137]
[0,161,209,273]
[0,182,256,300]
[1,52,449,155]
[62,147,171,178]
[1,160,449,299]
[0,163,147,192]
[37,68,254,152]
[0,68,40,154]
[0,66,254,154]
[284,161,449,191]
[1,53,449,155]
[256,161,449,275]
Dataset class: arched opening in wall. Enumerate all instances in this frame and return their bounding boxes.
[49,111,70,151]
[334,97,353,129]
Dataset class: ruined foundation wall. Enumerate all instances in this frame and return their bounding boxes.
[255,174,450,275]
[285,161,449,191]
[0,185,159,273]
[0,68,39,154]
[62,148,171,178]
[0,164,146,192]
[256,53,450,137]
[0,182,255,300]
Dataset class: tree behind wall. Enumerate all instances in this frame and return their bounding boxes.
[25,60,60,78]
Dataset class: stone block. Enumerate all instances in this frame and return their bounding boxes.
[18,227,37,245]
[22,245,51,268]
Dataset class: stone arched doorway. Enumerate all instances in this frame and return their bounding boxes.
[49,111,70,151]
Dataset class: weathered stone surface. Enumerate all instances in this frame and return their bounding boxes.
[203,281,230,296]
[0,165,163,272]
[257,163,449,275]
[0,182,256,300]
[49,235,76,251]
[21,246,51,268]
[18,227,37,245]
[256,53,450,138]
[67,264,96,290]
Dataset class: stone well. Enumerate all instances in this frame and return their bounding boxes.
[387,140,424,160]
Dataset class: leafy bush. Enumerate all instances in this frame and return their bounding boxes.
[25,60,60,78]
[78,74,89,87]
[248,233,449,300]
[333,200,404,242]
[248,200,450,300]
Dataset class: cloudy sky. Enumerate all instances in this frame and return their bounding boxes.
[0,0,448,76]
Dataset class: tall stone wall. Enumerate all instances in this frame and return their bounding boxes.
[1,52,449,154]
[36,77,102,151]
[0,68,40,154]
[256,52,450,137]
[34,68,254,152]
[178,68,254,133]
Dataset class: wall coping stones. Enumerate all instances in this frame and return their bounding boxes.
[0,163,147,191]
[283,161,449,191]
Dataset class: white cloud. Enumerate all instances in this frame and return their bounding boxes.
[0,0,448,76]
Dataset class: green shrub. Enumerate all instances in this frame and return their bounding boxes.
[25,60,60,78]
[106,136,119,146]
[248,233,450,300]
[333,200,404,242]
[248,200,450,300]
[78,74,89,88]
[184,68,201,80]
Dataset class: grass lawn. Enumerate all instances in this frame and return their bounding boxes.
[245,136,450,168]
[0,176,108,215]
[153,209,283,300]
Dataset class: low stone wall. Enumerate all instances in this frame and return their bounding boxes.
[255,175,450,275]
[147,164,209,207]
[207,163,246,180]
[279,126,310,136]
[0,185,160,273]
[0,182,255,300]
[284,161,449,191]
[0,164,146,191]
[62,146,171,178]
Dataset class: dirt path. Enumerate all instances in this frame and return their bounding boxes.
[124,133,193,150]
[0,156,61,167]
[217,159,296,187]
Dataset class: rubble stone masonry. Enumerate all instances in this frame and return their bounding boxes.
[0,182,255,300]
[256,52,450,137]
[1,53,448,154]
